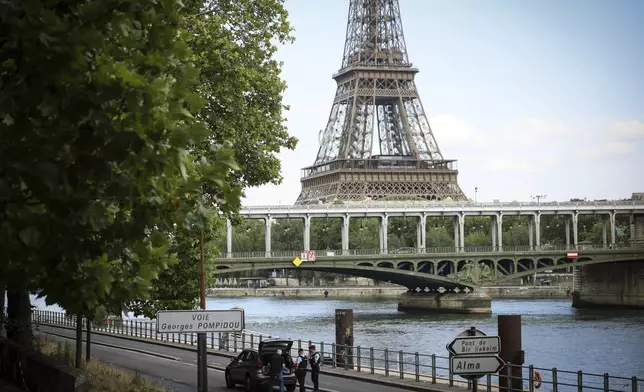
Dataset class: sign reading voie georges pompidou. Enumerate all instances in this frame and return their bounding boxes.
[156,309,244,334]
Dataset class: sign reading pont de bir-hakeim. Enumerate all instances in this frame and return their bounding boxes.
[156,309,244,334]
[447,327,505,381]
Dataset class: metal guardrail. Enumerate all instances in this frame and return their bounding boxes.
[218,243,644,260]
[32,310,642,392]
[239,200,643,211]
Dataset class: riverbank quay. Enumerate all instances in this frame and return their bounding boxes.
[207,285,572,299]
[32,309,641,392]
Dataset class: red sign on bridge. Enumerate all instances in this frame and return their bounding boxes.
[567,251,579,259]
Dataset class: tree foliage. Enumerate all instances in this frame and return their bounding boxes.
[0,0,242,330]
[128,213,225,319]
[126,0,298,317]
[185,0,297,191]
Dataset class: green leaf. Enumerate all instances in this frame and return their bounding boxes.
[18,227,41,247]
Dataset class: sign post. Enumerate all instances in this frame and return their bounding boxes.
[447,327,505,392]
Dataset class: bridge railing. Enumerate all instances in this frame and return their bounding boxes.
[217,243,644,259]
[239,199,643,211]
[32,309,642,392]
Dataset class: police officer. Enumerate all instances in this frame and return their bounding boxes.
[293,348,308,392]
[308,344,321,392]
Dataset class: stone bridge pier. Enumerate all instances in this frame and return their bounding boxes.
[572,211,644,309]
[397,291,492,314]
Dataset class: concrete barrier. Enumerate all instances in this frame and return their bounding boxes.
[0,338,88,392]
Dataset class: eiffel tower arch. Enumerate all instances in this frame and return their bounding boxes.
[296,0,468,205]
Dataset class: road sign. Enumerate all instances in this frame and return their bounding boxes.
[156,310,244,334]
[307,250,317,262]
[292,256,303,267]
[447,336,501,356]
[448,327,505,381]
[450,355,505,375]
[567,251,579,258]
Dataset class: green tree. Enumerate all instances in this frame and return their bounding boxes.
[184,0,297,195]
[0,0,241,344]
[128,213,225,319]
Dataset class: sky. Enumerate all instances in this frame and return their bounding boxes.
[242,0,644,206]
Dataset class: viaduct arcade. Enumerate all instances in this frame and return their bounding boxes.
[217,197,644,314]
[225,200,644,257]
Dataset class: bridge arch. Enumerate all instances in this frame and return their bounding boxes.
[397,261,415,271]
[497,259,514,275]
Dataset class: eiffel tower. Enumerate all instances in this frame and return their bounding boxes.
[295,0,467,205]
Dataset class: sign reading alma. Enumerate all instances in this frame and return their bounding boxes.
[156,309,244,334]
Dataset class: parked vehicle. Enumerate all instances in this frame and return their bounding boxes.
[225,339,297,392]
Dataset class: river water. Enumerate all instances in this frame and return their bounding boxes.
[32,296,644,381]
[204,297,644,380]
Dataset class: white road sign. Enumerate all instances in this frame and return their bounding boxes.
[156,310,244,334]
[450,355,505,375]
[447,336,501,356]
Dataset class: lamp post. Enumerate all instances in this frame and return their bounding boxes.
[197,227,208,392]
[530,194,547,207]
[474,187,478,203]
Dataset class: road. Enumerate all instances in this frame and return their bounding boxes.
[35,324,419,392]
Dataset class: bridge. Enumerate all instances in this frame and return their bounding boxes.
[215,244,644,290]
[224,199,644,257]
[217,199,644,313]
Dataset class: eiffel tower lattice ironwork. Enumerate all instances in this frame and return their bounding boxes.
[295,0,467,205]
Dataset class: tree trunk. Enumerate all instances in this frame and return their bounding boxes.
[0,281,6,337]
[85,317,91,362]
[6,290,33,347]
[75,313,82,368]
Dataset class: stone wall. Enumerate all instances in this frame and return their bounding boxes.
[572,260,644,309]
[0,338,88,392]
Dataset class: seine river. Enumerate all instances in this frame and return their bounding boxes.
[206,297,644,380]
[33,296,644,381]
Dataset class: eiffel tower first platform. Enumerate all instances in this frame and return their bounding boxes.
[296,0,468,205]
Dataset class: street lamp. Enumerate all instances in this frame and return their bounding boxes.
[530,194,547,207]
[475,187,478,203]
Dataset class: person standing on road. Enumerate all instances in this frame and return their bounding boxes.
[269,349,286,392]
[308,344,321,392]
[293,348,308,392]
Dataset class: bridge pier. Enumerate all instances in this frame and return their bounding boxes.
[397,291,492,314]
[573,212,644,309]
[572,260,644,309]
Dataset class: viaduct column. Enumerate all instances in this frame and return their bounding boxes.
[497,213,504,252]
[527,215,534,250]
[303,215,311,251]
[565,216,571,248]
[416,215,426,252]
[264,217,272,257]
[572,212,579,248]
[379,215,388,254]
[226,218,232,258]
[341,215,350,255]
[609,212,616,246]
[601,215,608,248]
[491,215,497,250]
[452,216,459,252]
[458,213,465,251]
[534,213,541,250]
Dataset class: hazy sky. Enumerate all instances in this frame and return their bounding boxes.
[243,0,644,205]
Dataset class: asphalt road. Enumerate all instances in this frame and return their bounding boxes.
[35,324,417,392]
